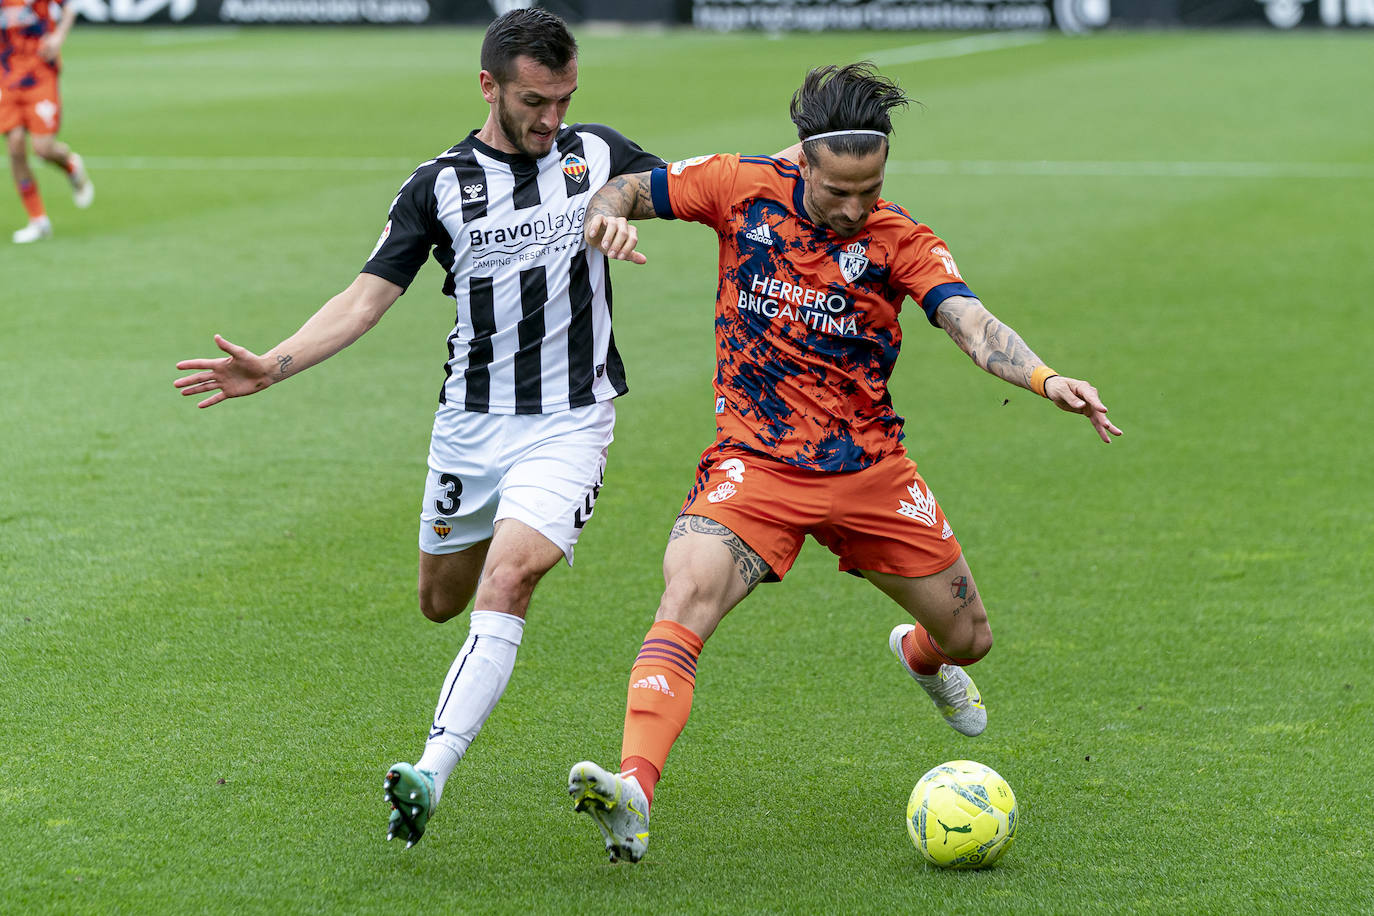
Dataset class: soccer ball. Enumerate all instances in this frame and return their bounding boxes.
[906,760,1017,869]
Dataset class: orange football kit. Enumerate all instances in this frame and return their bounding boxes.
[651,153,974,580]
[0,0,64,135]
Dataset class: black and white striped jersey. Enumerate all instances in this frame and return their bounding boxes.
[362,124,663,414]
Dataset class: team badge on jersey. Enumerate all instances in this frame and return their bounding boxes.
[839,241,869,283]
[561,154,587,183]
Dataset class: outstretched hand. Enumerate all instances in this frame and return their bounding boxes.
[585,214,647,264]
[1045,376,1124,443]
[173,335,273,408]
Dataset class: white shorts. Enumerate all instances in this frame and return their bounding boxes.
[418,401,615,565]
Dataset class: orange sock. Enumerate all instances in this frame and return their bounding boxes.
[620,619,703,807]
[901,623,980,675]
[17,179,45,220]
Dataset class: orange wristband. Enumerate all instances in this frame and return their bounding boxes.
[1030,365,1060,398]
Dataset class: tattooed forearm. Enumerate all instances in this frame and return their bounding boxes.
[936,296,1045,391]
[274,353,295,379]
[588,172,656,222]
[670,514,771,591]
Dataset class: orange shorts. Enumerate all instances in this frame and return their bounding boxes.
[0,65,62,135]
[679,445,962,581]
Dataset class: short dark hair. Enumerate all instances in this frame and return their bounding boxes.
[790,63,911,160]
[481,8,578,84]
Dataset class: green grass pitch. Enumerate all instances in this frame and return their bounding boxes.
[2,24,1371,914]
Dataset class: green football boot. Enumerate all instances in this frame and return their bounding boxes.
[384,763,436,848]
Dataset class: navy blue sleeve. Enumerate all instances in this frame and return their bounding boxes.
[921,282,977,326]
[648,166,675,220]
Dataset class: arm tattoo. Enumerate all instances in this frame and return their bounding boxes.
[274,354,294,379]
[936,297,1044,391]
[588,172,656,223]
[670,514,771,592]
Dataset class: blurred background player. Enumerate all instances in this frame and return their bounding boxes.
[1,0,94,243]
[569,63,1123,863]
[173,9,663,848]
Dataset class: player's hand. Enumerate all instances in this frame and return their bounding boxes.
[585,214,647,265]
[1045,376,1123,443]
[38,35,62,62]
[173,335,273,408]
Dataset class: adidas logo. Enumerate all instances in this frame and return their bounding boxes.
[630,674,675,697]
[743,222,774,246]
[941,519,954,540]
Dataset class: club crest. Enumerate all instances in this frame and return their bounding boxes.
[839,241,869,283]
[561,154,587,183]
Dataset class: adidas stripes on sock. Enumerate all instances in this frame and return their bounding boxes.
[620,619,704,806]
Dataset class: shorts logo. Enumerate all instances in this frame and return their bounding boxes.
[561,154,587,183]
[897,479,939,527]
[573,467,606,530]
[839,241,869,283]
[630,674,675,697]
[432,520,452,539]
[715,396,725,414]
[35,100,58,130]
[707,482,737,503]
[718,458,746,483]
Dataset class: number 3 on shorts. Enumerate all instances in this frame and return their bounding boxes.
[434,473,463,514]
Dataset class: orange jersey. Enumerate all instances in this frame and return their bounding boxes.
[0,0,60,87]
[649,153,973,473]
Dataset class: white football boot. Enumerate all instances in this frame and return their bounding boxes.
[889,624,987,737]
[69,153,94,209]
[569,761,650,863]
[12,217,52,244]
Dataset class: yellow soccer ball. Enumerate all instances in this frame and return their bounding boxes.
[906,760,1018,868]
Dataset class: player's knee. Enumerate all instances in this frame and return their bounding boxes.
[30,136,55,159]
[473,559,543,609]
[417,585,463,623]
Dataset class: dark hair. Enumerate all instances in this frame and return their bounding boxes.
[790,63,911,159]
[481,8,578,84]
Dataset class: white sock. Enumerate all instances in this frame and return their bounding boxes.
[416,610,525,805]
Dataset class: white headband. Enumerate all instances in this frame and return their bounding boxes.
[803,129,888,142]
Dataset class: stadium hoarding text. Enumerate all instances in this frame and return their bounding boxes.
[691,0,1097,31]
[691,0,1370,28]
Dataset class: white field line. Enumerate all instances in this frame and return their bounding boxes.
[85,156,1374,180]
[864,32,1048,66]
